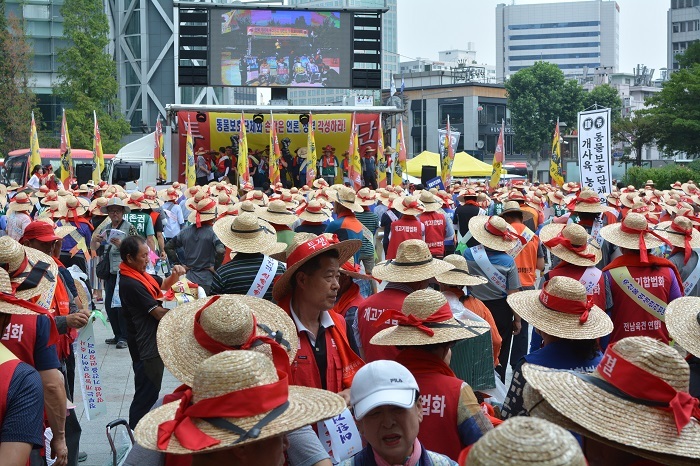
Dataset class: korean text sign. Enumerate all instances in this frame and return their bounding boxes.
[578,108,612,198]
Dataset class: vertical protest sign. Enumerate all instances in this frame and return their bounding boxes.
[74,319,106,420]
[578,108,612,199]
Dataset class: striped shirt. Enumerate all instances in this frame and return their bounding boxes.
[211,253,286,301]
[355,210,379,259]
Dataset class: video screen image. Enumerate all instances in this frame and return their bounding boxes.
[215,9,346,88]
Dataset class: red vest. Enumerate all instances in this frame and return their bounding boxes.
[51,274,74,361]
[149,211,160,232]
[420,211,445,258]
[356,288,409,362]
[511,223,539,287]
[602,210,619,225]
[290,312,347,393]
[322,155,336,168]
[606,265,675,344]
[409,370,463,461]
[3,315,40,367]
[386,215,423,260]
[0,356,21,426]
[548,263,606,310]
[217,156,229,173]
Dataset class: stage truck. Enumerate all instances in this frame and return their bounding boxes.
[2,148,115,187]
[161,104,404,187]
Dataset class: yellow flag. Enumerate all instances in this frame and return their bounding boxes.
[92,111,104,183]
[269,113,281,185]
[185,116,196,188]
[155,117,167,181]
[238,112,249,185]
[550,119,565,187]
[60,109,73,183]
[29,112,42,170]
[489,120,505,189]
[306,113,317,186]
[376,114,386,188]
[441,115,455,186]
[392,118,407,185]
[348,113,362,190]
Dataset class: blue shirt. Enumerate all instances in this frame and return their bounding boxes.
[2,361,45,447]
[59,220,93,255]
[464,248,520,300]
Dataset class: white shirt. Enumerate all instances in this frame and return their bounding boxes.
[27,174,42,189]
[290,301,335,347]
[442,290,486,323]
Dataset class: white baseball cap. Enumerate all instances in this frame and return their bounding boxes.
[350,360,419,420]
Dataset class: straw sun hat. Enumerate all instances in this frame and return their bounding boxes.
[499,200,534,223]
[434,254,487,287]
[539,223,601,267]
[258,200,298,226]
[134,351,345,455]
[507,276,612,340]
[599,212,670,256]
[213,213,287,256]
[156,294,299,387]
[100,196,131,215]
[187,198,218,226]
[417,191,442,213]
[356,187,377,207]
[654,216,700,250]
[271,233,361,302]
[523,336,700,465]
[468,215,523,252]
[392,195,425,216]
[665,297,700,359]
[371,239,453,283]
[370,289,490,347]
[298,200,332,223]
[465,417,586,466]
[0,236,58,308]
[567,189,607,214]
[0,268,48,315]
[334,186,363,213]
[7,192,34,213]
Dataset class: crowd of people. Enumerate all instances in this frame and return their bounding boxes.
[1,173,700,466]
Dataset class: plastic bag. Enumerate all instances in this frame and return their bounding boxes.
[111,273,121,309]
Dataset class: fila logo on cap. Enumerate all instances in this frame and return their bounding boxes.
[390,378,403,383]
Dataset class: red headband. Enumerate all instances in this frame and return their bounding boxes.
[156,371,289,451]
[13,196,31,205]
[597,344,700,434]
[484,219,526,245]
[402,199,424,212]
[286,234,339,269]
[127,195,145,206]
[192,296,291,375]
[538,284,593,324]
[619,222,671,263]
[305,203,325,214]
[195,200,217,228]
[543,233,596,261]
[375,303,454,337]
[670,222,694,265]
[567,195,600,211]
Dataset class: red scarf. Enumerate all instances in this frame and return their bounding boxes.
[278,294,364,389]
[119,262,162,301]
[331,282,362,317]
[395,347,456,378]
[603,254,683,289]
[463,200,480,207]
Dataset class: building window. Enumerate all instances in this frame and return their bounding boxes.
[509,31,600,41]
[413,108,425,127]
[439,103,463,125]
[509,52,600,61]
[508,21,600,30]
[509,42,600,51]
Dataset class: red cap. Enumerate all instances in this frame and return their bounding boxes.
[21,221,61,243]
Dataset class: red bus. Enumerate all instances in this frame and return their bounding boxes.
[2,148,114,186]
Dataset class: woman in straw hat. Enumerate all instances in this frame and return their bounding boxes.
[354,187,380,284]
[567,188,617,269]
[158,187,185,243]
[386,195,425,261]
[656,216,700,297]
[295,199,332,235]
[599,212,682,347]
[271,233,363,399]
[55,195,93,277]
[461,417,586,466]
[370,289,493,460]
[258,199,299,247]
[357,240,453,363]
[164,198,224,295]
[210,213,287,301]
[0,266,64,466]
[134,350,346,466]
[523,336,700,465]
[435,255,501,367]
[6,191,35,241]
[464,215,523,382]
[502,277,612,420]
[325,187,365,264]
[418,191,450,259]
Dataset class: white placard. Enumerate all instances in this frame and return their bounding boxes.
[578,108,612,199]
[73,319,106,420]
[317,408,362,464]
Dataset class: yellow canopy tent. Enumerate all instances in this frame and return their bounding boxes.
[406,151,506,177]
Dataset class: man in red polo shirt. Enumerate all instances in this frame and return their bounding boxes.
[386,195,425,260]
[356,240,453,362]
[418,191,448,259]
[271,233,363,402]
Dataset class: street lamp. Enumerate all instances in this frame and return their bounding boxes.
[420,89,453,153]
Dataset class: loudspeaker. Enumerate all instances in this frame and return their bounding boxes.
[421,165,438,185]
[75,164,93,185]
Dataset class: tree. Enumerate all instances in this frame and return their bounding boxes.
[641,66,700,158]
[505,61,584,175]
[612,113,656,166]
[582,84,623,123]
[56,0,130,153]
[0,11,37,155]
[676,41,700,69]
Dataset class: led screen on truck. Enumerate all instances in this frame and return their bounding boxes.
[209,8,352,88]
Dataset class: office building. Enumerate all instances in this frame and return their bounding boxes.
[496,0,620,81]
[287,0,398,105]
[668,0,700,71]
